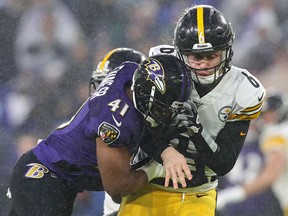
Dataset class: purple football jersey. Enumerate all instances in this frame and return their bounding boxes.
[33,62,143,181]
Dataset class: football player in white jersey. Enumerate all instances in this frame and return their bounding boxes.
[217,89,288,216]
[117,5,266,216]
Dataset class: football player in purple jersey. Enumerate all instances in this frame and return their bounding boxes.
[89,47,146,216]
[7,54,192,216]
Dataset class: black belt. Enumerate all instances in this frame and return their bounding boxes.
[151,175,218,188]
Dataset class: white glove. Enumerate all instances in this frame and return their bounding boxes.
[138,160,165,182]
[217,186,246,210]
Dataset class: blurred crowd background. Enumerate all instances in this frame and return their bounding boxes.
[0,0,288,215]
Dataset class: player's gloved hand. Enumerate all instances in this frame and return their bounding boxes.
[138,160,165,182]
[217,186,246,210]
[176,101,203,137]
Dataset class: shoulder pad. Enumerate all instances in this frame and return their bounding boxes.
[235,69,266,120]
[149,44,180,58]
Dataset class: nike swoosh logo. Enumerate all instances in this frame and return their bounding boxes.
[258,93,264,102]
[112,114,122,127]
[196,194,207,198]
[240,131,246,136]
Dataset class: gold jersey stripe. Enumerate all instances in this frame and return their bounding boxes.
[228,101,263,120]
[197,6,205,44]
[228,109,262,120]
[242,101,263,112]
[99,48,118,70]
[262,136,286,152]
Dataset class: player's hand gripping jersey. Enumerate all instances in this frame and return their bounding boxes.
[32,62,143,191]
[148,45,266,192]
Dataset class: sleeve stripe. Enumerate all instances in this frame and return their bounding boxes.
[228,101,263,121]
[228,109,262,120]
[242,101,263,112]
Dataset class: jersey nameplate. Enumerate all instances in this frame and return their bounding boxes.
[91,65,124,98]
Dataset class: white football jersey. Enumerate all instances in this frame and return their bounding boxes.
[193,65,265,137]
[259,121,288,209]
[148,45,266,192]
[190,65,265,190]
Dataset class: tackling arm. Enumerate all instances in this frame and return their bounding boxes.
[96,137,148,199]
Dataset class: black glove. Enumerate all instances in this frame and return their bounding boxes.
[176,101,203,137]
[140,101,202,163]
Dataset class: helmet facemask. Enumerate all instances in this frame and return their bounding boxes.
[89,60,110,96]
[180,47,233,85]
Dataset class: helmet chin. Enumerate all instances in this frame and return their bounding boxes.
[191,68,223,85]
[181,53,226,85]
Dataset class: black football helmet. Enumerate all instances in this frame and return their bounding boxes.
[132,54,192,127]
[173,5,235,86]
[262,90,288,123]
[89,48,146,96]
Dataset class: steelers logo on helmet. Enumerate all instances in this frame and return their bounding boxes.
[143,58,166,94]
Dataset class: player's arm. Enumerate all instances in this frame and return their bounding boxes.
[159,101,250,176]
[243,132,286,196]
[243,150,285,196]
[189,75,265,176]
[191,120,250,176]
[96,137,148,199]
[217,141,285,210]
[140,125,193,189]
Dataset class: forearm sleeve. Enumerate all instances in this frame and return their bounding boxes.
[190,120,250,176]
